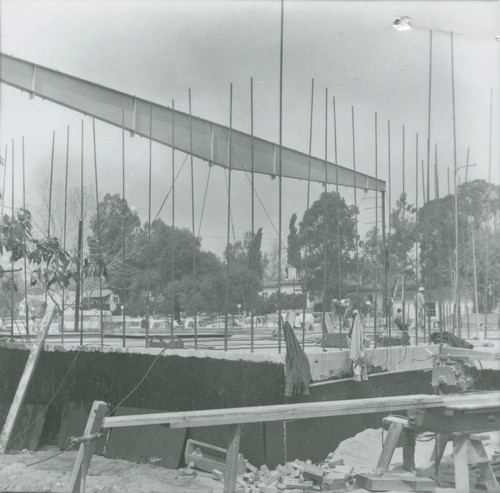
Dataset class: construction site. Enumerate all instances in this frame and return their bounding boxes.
[0,1,499,492]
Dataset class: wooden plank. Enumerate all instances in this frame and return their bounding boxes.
[402,429,416,472]
[223,424,241,493]
[69,401,108,493]
[431,433,450,468]
[453,435,470,493]
[447,401,500,411]
[356,472,436,491]
[0,305,56,455]
[440,347,499,361]
[376,422,404,473]
[476,461,500,492]
[102,394,446,429]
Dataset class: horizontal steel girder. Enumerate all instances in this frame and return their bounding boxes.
[0,53,385,192]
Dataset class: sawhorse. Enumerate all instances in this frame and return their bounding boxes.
[375,413,500,493]
[69,401,242,493]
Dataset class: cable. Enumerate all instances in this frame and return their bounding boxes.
[197,166,212,239]
[26,443,75,467]
[107,348,168,416]
[398,343,408,364]
[416,432,437,442]
[154,153,189,220]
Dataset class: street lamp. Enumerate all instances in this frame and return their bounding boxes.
[454,163,477,337]
[237,303,242,325]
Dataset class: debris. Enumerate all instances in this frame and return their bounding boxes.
[212,469,224,481]
[303,464,325,483]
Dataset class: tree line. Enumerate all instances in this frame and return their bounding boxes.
[287,179,499,313]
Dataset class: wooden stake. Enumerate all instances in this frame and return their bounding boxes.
[376,421,404,474]
[69,400,108,493]
[223,424,241,493]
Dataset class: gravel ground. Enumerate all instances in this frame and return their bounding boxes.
[1,430,498,492]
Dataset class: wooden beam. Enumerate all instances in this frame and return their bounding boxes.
[223,424,241,493]
[376,421,404,474]
[453,435,470,492]
[440,346,500,361]
[69,401,108,493]
[102,394,446,430]
[0,305,56,454]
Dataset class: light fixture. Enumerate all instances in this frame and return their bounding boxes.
[393,16,412,31]
[495,35,500,42]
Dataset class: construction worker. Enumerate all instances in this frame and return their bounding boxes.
[415,287,426,338]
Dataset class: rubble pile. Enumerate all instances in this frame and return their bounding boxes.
[211,455,355,493]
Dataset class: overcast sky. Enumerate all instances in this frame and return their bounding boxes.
[0,0,498,257]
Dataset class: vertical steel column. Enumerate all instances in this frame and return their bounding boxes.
[47,132,55,239]
[450,31,459,338]
[382,190,388,339]
[170,101,175,345]
[484,89,493,338]
[46,132,55,318]
[421,160,428,340]
[374,112,378,347]
[189,90,198,350]
[402,125,406,333]
[332,96,341,348]
[146,105,153,348]
[92,119,104,347]
[321,88,328,348]
[78,121,84,345]
[1,145,7,218]
[427,30,433,205]
[351,107,359,294]
[303,79,314,351]
[121,110,127,348]
[387,121,392,339]
[11,140,15,339]
[415,133,419,346]
[225,85,233,352]
[22,137,30,343]
[250,79,255,353]
[61,126,70,344]
[277,0,284,354]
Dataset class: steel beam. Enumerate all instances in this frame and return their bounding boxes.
[0,53,385,191]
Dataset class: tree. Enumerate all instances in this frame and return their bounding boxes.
[0,208,103,320]
[418,180,500,310]
[88,194,144,313]
[89,193,141,261]
[389,193,417,281]
[247,227,264,281]
[223,228,265,313]
[296,191,358,303]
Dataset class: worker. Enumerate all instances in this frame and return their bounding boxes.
[347,309,368,382]
[415,287,426,337]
